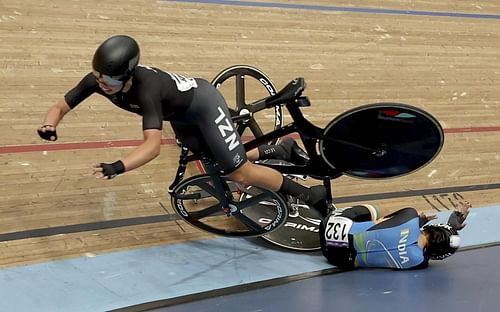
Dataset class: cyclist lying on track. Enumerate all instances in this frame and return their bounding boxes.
[320,200,471,270]
[37,34,328,214]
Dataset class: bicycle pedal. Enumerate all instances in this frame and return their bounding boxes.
[288,208,299,218]
[283,174,303,180]
[223,204,238,214]
[289,174,308,181]
[290,203,310,210]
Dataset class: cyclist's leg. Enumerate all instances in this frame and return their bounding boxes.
[246,148,259,162]
[187,79,326,209]
[229,161,282,191]
[170,121,205,154]
[227,163,328,217]
[246,138,309,164]
[247,139,291,162]
[184,79,282,189]
[335,205,378,221]
[340,204,399,222]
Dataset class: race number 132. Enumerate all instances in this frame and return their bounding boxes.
[325,216,352,243]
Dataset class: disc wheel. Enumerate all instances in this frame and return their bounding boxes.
[241,190,322,251]
[320,103,444,179]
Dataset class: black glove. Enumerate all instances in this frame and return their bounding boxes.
[100,160,125,179]
[37,125,58,141]
[447,211,466,230]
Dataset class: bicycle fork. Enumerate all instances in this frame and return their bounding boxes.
[207,174,239,216]
[168,147,190,194]
[323,177,337,212]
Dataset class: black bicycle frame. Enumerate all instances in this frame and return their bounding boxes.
[243,97,343,180]
[168,91,343,205]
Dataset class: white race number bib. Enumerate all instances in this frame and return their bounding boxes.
[166,72,198,92]
[324,216,353,245]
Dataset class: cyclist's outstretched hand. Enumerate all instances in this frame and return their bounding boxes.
[448,201,471,230]
[92,161,125,180]
[457,201,471,229]
[419,212,437,224]
[37,125,58,141]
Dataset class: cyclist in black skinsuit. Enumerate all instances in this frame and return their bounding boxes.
[37,35,326,212]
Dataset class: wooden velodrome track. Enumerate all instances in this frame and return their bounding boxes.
[1,0,500,268]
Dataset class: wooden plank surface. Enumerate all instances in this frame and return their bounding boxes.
[1,0,500,268]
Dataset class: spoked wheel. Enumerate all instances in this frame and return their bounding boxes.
[212,65,283,144]
[320,103,444,179]
[171,174,288,237]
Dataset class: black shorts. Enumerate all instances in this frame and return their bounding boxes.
[170,79,247,174]
[319,205,373,270]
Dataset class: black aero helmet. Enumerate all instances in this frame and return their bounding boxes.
[422,223,460,260]
[92,35,140,82]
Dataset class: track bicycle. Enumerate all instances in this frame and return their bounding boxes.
[212,66,315,250]
[168,66,444,241]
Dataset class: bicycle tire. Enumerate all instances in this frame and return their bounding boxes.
[319,103,444,179]
[211,65,283,145]
[240,191,322,251]
[171,174,288,237]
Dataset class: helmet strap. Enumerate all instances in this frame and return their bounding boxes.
[119,76,133,93]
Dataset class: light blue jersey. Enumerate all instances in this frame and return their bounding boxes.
[351,217,425,269]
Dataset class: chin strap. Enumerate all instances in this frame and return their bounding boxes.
[118,76,131,92]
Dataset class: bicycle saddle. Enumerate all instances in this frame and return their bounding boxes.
[265,77,305,107]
